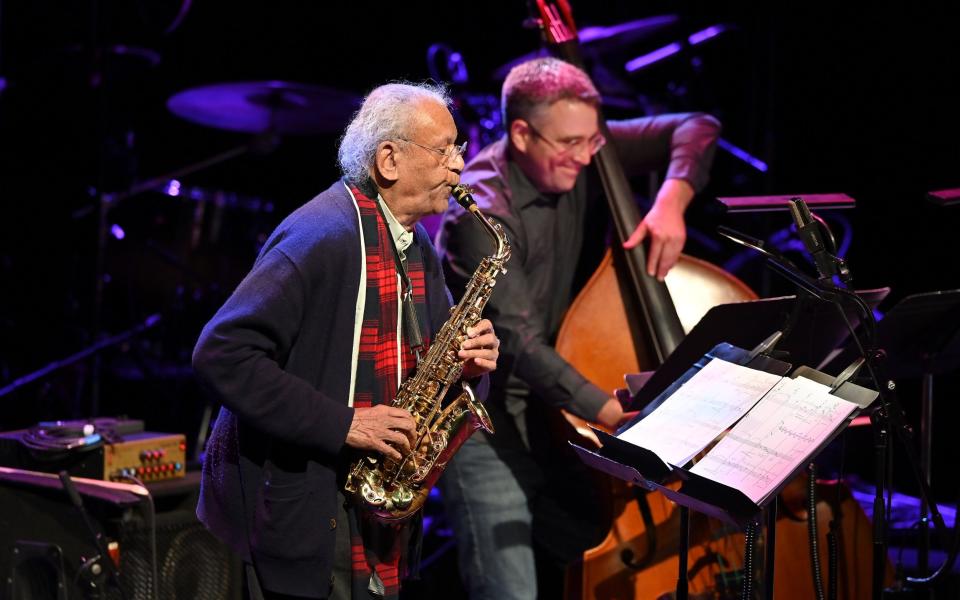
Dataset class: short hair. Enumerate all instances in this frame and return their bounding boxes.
[501,57,600,126]
[338,82,452,196]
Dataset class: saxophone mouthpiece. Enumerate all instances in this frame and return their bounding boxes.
[451,184,479,212]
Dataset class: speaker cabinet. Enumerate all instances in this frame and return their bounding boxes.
[0,469,241,599]
[114,504,242,599]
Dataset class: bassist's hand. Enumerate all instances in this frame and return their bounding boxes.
[594,397,625,430]
[623,178,694,281]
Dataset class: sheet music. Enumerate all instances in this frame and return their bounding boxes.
[618,358,782,467]
[689,376,857,504]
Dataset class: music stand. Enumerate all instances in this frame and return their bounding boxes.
[571,293,881,599]
[926,188,960,207]
[628,289,889,416]
[869,290,960,576]
[573,340,877,600]
[716,193,856,213]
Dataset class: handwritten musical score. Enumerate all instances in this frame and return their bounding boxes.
[689,376,857,504]
[619,358,782,467]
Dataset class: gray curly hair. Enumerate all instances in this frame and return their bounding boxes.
[338,82,452,196]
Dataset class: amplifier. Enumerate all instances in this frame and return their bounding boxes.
[0,419,187,482]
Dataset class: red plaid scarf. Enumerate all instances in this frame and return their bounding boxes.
[348,184,429,599]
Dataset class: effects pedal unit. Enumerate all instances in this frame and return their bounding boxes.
[0,417,187,482]
[103,431,187,482]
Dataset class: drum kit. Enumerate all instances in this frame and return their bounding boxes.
[83,79,364,398]
[105,80,362,295]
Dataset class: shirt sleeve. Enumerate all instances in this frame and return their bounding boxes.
[607,112,722,192]
[442,211,609,421]
[191,246,354,456]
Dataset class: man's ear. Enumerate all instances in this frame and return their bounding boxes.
[509,119,531,154]
[374,140,401,184]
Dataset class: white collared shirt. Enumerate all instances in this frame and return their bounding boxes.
[377,195,414,262]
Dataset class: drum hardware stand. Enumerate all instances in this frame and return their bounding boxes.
[0,313,162,400]
[89,135,278,415]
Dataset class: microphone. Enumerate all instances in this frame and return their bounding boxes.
[788,197,850,283]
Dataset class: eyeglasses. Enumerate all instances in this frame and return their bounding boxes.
[526,122,606,158]
[399,139,468,166]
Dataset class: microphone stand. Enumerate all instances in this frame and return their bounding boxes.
[0,313,161,399]
[58,471,129,599]
[719,198,952,599]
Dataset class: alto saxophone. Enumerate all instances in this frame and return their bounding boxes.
[344,184,511,521]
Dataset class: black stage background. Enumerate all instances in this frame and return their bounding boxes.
[1,0,958,595]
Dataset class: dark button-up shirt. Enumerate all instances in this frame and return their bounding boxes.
[437,113,721,438]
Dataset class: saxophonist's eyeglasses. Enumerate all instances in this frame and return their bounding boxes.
[399,139,469,166]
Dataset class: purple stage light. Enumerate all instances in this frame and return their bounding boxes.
[110,224,126,240]
[578,15,679,45]
[625,42,683,72]
[688,24,728,45]
[717,138,769,173]
[625,24,729,72]
[164,179,182,197]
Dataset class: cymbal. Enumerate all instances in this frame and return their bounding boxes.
[167,80,361,136]
[492,14,678,80]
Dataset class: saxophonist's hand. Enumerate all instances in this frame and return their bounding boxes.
[345,405,416,462]
[459,319,500,380]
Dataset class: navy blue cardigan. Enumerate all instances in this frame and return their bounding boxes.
[193,181,459,596]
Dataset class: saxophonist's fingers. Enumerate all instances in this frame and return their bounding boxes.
[473,357,497,371]
[459,355,498,381]
[458,343,498,361]
[383,429,412,455]
[383,411,417,447]
[460,332,498,351]
[375,439,404,462]
[465,319,494,338]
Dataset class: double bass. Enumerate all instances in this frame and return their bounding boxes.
[527,1,886,597]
